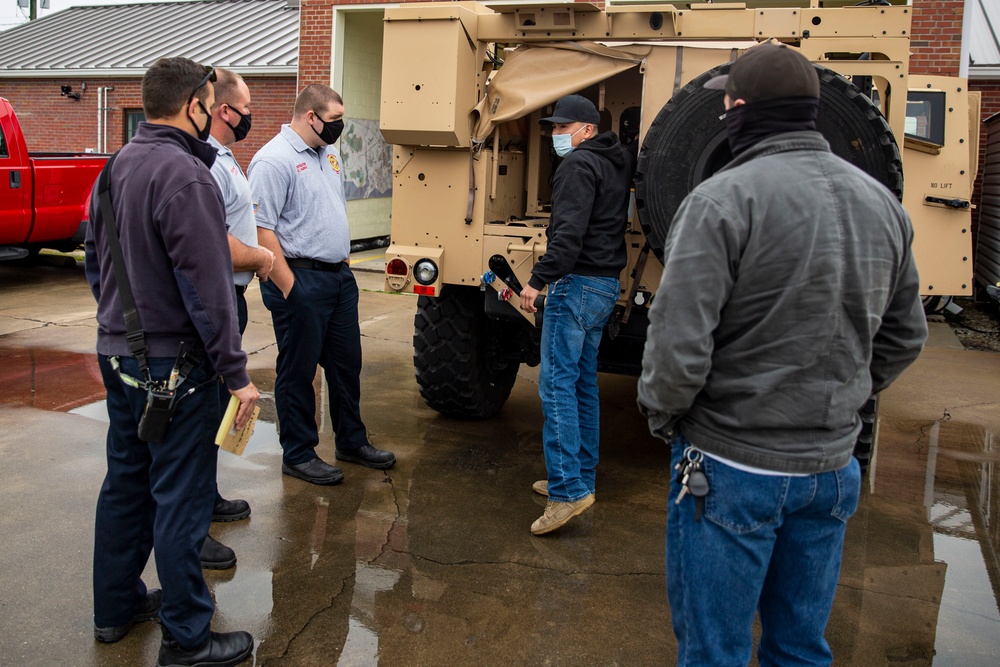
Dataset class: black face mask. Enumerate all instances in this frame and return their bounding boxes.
[191,100,212,142]
[312,116,344,145]
[725,97,819,157]
[226,107,252,143]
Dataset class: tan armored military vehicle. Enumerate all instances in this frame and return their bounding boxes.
[379,1,979,464]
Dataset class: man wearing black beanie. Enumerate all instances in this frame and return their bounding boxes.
[638,43,927,664]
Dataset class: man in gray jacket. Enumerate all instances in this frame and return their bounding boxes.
[638,44,926,665]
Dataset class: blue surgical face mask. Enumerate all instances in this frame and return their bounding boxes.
[552,125,586,157]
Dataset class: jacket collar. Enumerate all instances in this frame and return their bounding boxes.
[720,131,830,174]
[133,121,217,169]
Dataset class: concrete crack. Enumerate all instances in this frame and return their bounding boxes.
[403,551,661,578]
[262,573,353,664]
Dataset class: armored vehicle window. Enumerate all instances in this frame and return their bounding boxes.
[905,91,945,147]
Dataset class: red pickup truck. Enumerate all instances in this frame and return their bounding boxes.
[0,98,107,261]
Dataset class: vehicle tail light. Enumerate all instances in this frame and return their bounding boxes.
[386,258,408,276]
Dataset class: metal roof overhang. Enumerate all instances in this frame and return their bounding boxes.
[0,67,297,78]
[971,67,1000,80]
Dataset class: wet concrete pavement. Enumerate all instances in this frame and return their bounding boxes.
[1,256,999,666]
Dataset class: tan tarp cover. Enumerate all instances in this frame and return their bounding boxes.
[471,42,650,143]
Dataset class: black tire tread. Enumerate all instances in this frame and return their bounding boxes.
[413,286,518,419]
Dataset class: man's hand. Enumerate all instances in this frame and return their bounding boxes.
[256,227,294,298]
[255,246,276,282]
[520,285,540,313]
[230,382,260,431]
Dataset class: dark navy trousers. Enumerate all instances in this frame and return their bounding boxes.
[260,264,368,465]
[215,284,249,505]
[94,354,219,650]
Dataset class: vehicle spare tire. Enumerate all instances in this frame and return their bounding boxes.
[634,61,903,262]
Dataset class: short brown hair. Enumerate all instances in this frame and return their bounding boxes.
[293,84,343,119]
[142,57,212,119]
[211,68,244,111]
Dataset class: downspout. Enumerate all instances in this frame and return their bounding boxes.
[103,86,114,152]
[96,86,102,152]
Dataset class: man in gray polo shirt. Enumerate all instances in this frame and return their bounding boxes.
[249,84,395,485]
[204,68,275,569]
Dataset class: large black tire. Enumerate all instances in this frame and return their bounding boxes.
[635,62,903,261]
[413,285,520,418]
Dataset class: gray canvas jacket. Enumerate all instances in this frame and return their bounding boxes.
[637,131,927,474]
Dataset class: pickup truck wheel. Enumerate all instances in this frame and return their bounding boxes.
[635,62,902,262]
[413,286,520,418]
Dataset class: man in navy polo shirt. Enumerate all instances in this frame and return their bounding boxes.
[249,85,395,485]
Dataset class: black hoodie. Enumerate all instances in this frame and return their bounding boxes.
[527,131,631,290]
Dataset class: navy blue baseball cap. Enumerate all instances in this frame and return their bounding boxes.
[540,94,601,125]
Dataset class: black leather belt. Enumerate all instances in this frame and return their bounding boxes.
[234,285,248,295]
[286,257,345,272]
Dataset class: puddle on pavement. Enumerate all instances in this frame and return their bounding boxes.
[851,418,1000,664]
[0,346,104,412]
[3,338,1000,663]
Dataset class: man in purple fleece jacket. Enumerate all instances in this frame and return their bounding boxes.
[85,57,258,667]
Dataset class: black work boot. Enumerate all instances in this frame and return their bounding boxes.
[94,588,162,642]
[212,497,251,522]
[157,628,253,667]
[200,535,237,569]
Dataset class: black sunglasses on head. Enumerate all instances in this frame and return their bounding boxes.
[187,65,216,105]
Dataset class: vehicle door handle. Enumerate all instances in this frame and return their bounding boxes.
[9,171,20,189]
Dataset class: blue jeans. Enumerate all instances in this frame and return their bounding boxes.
[667,439,861,666]
[94,354,220,650]
[539,274,618,502]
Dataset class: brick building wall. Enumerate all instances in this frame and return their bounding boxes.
[0,75,297,167]
[910,0,965,76]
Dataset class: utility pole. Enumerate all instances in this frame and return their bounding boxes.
[30,0,37,22]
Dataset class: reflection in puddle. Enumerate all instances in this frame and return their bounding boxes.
[0,346,104,411]
[868,419,1000,664]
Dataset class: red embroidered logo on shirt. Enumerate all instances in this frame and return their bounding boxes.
[296,162,308,173]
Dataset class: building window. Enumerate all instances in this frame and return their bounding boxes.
[124,109,146,143]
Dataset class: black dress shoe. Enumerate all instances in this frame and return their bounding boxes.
[201,535,237,570]
[336,443,396,470]
[212,497,251,522]
[158,629,253,667]
[94,588,162,642]
[281,457,344,485]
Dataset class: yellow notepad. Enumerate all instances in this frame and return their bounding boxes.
[215,395,260,456]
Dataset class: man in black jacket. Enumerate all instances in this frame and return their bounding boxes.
[85,57,257,667]
[520,94,630,535]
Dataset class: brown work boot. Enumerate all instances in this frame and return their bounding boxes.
[532,480,549,496]
[530,494,595,535]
